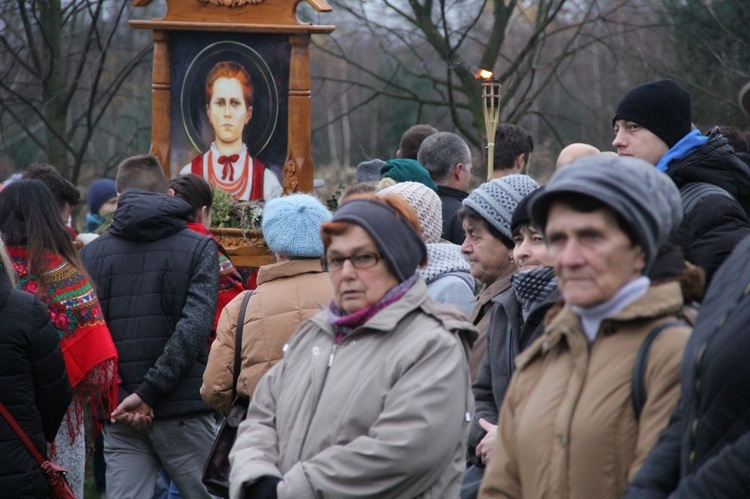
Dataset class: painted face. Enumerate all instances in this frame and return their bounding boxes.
[613,119,669,166]
[460,218,513,285]
[327,225,400,314]
[545,203,645,308]
[97,196,118,217]
[207,77,252,149]
[512,225,552,272]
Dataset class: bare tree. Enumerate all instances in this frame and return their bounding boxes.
[0,0,152,182]
[308,0,639,170]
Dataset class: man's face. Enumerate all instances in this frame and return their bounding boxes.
[458,162,473,191]
[460,218,513,285]
[207,77,252,149]
[612,119,669,166]
[545,202,645,308]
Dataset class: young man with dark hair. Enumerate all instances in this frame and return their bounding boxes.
[22,162,81,225]
[492,124,534,178]
[80,154,219,498]
[613,79,750,284]
[396,124,438,159]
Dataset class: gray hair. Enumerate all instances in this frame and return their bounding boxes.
[417,132,472,184]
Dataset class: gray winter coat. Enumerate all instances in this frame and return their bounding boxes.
[229,278,477,498]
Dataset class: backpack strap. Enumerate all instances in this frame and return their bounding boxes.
[632,320,686,419]
[680,182,733,217]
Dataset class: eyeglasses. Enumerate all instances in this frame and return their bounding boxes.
[323,252,381,271]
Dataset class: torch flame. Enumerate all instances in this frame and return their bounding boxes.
[476,69,493,80]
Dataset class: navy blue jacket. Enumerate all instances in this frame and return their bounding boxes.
[81,189,218,419]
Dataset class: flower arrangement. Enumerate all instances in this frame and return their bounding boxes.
[210,187,265,236]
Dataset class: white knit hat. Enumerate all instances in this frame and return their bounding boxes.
[379,181,443,244]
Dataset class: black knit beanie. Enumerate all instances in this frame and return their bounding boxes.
[510,186,544,235]
[613,79,692,148]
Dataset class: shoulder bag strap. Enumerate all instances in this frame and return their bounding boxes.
[0,402,46,466]
[232,290,253,399]
[632,320,686,420]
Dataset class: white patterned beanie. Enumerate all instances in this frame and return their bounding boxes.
[462,174,539,240]
[379,181,443,244]
[262,193,332,258]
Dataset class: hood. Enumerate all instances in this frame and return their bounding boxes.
[109,189,192,242]
[667,127,750,210]
[418,242,471,284]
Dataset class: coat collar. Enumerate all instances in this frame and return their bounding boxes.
[309,277,478,349]
[257,258,325,285]
[515,281,683,371]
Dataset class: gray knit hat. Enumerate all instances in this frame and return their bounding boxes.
[379,181,442,244]
[356,159,385,182]
[462,174,539,241]
[530,156,682,271]
[262,194,332,258]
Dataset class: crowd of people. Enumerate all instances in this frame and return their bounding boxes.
[1,77,750,499]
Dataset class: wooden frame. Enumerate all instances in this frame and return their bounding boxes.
[130,0,334,267]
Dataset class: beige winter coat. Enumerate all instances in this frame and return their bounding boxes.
[479,281,690,499]
[201,258,332,415]
[229,278,478,499]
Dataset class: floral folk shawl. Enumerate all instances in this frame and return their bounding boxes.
[8,246,118,440]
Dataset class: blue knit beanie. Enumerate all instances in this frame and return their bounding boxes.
[262,194,332,258]
[86,178,117,215]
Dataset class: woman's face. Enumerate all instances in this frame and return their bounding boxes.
[460,218,513,285]
[512,225,552,272]
[545,202,645,308]
[206,77,252,149]
[327,225,399,314]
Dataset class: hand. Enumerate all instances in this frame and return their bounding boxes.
[110,393,154,430]
[475,418,498,464]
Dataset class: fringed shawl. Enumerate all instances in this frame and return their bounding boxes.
[8,246,118,441]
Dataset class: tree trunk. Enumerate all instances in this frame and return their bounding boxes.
[39,0,69,177]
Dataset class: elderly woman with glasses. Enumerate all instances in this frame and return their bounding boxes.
[229,193,478,499]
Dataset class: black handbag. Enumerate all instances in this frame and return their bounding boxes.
[202,290,253,498]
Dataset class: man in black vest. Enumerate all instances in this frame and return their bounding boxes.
[81,155,219,498]
[612,79,750,285]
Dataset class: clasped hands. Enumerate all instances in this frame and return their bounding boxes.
[110,393,154,430]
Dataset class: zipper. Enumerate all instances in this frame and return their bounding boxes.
[328,343,339,367]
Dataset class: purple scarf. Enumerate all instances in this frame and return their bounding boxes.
[327,275,418,343]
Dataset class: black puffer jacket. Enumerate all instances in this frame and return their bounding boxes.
[625,232,750,498]
[80,189,218,419]
[0,269,71,497]
[666,128,750,284]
